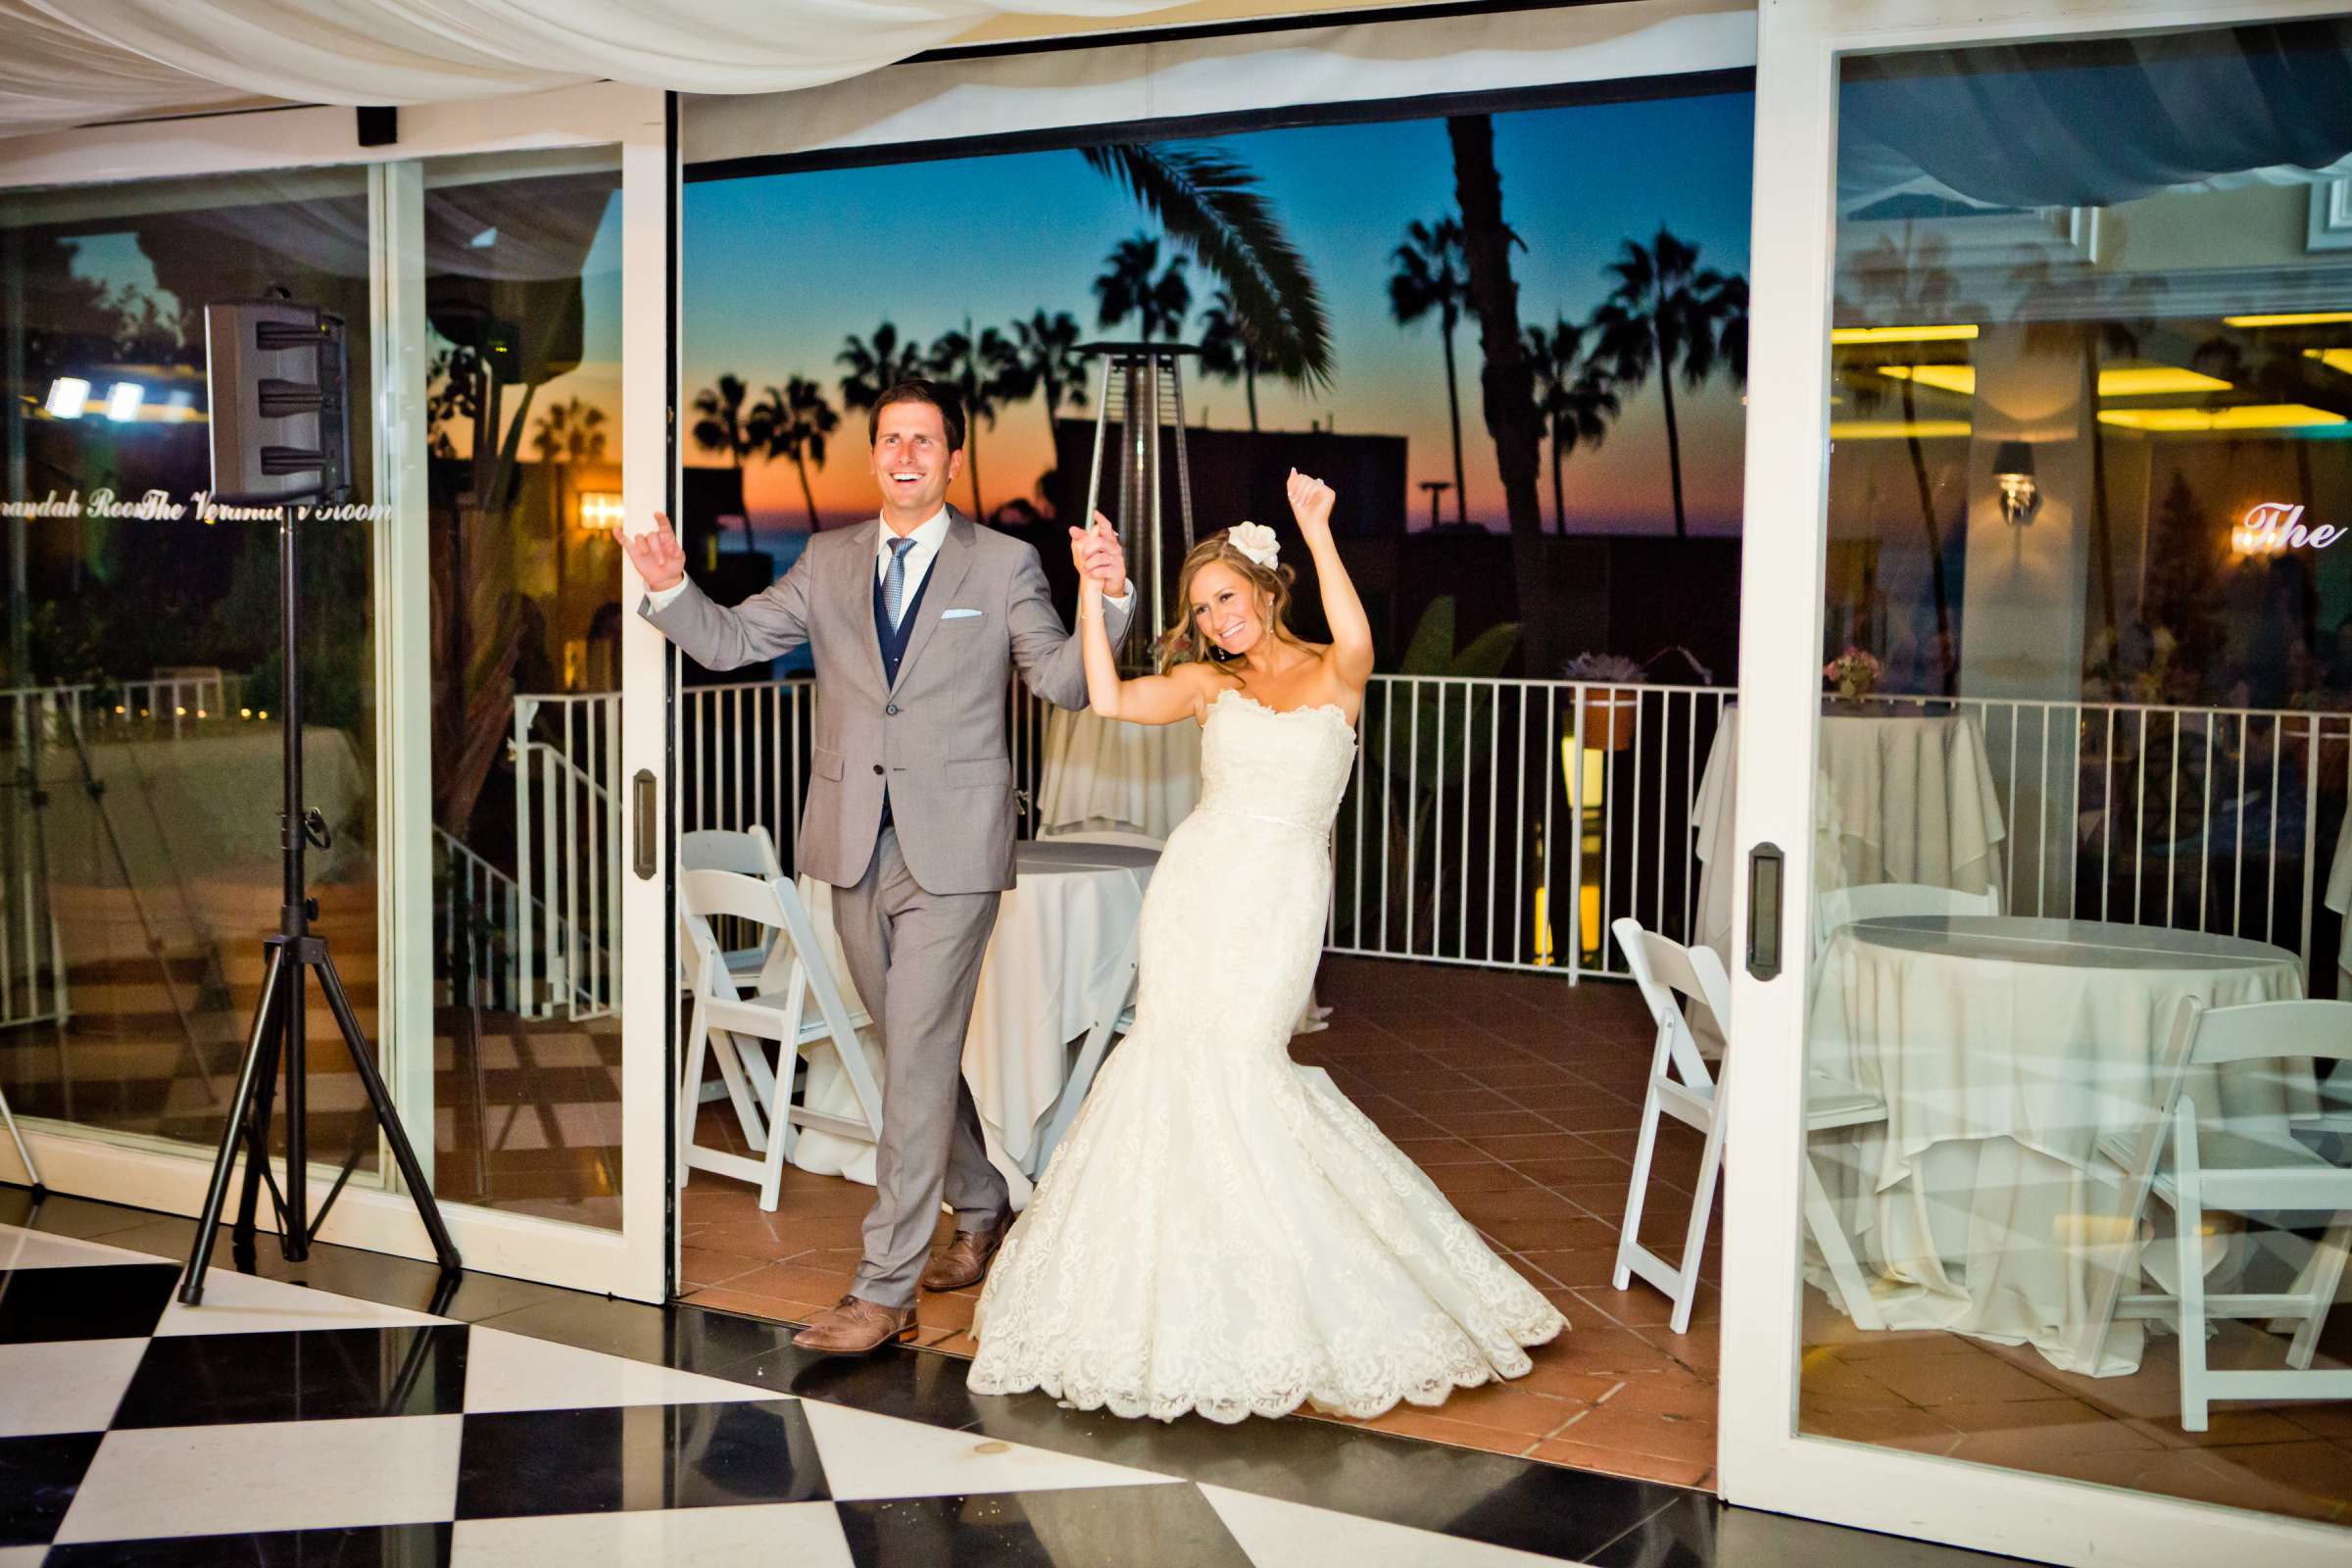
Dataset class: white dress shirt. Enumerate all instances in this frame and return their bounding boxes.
[644,509,1130,616]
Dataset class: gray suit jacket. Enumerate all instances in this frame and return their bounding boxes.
[642,510,1132,895]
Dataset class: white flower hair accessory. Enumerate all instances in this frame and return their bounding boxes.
[1226,521,1280,568]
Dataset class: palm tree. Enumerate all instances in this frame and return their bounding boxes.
[1079,143,1332,391]
[836,322,927,416]
[1094,233,1192,343]
[1196,288,1265,432]
[1011,309,1090,451]
[691,373,757,550]
[1589,226,1748,540]
[1389,217,1471,526]
[1446,115,1551,668]
[928,318,1028,521]
[748,376,839,531]
[1524,318,1619,533]
[529,397,608,464]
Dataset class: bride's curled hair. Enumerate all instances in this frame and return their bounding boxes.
[1157,530,1304,674]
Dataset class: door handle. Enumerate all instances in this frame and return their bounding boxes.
[632,768,658,881]
[1746,841,1784,980]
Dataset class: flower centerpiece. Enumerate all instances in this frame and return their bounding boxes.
[1563,651,1646,751]
[1823,645,1883,703]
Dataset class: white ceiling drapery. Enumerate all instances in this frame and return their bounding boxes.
[0,0,1178,137]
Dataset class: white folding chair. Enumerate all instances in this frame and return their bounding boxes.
[679,827,785,992]
[678,868,882,1211]
[2090,998,2352,1431]
[1027,921,1140,1178]
[1611,916,1886,1335]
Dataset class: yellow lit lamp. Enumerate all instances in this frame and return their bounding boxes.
[577,490,624,531]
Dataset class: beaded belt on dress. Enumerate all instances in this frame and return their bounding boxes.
[1194,802,1327,838]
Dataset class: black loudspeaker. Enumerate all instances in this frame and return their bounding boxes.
[356,106,397,146]
[202,299,352,506]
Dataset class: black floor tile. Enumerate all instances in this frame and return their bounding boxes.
[455,1399,827,1519]
[723,1338,985,1429]
[0,1263,180,1343]
[962,1386,1677,1564]
[243,1241,564,1326]
[41,1522,454,1566]
[0,1431,103,1546]
[472,1292,791,1377]
[112,1326,470,1428]
[833,1485,1253,1567]
[2,1190,166,1242]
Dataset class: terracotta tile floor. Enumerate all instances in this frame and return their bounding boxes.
[679,955,2352,1521]
[680,955,1731,1491]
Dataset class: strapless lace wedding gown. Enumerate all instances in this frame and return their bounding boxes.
[967,689,1566,1424]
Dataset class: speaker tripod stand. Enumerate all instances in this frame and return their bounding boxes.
[178,503,459,1304]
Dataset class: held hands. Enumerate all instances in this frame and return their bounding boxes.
[1067,512,1127,596]
[1286,468,1336,539]
[623,510,687,593]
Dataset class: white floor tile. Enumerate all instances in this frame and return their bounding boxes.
[1200,1485,1570,1568]
[451,1502,854,1568]
[152,1266,447,1337]
[0,1338,148,1437]
[797,1397,1177,1501]
[52,1414,463,1543]
[0,1544,51,1567]
[0,1226,154,1271]
[461,1325,777,1413]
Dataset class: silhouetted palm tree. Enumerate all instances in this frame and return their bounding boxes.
[1095,234,1191,343]
[529,397,608,464]
[1011,309,1090,451]
[1196,288,1265,432]
[691,373,756,549]
[1080,144,1332,390]
[1389,217,1471,525]
[836,322,927,416]
[1524,318,1618,533]
[929,318,1027,521]
[1589,227,1748,540]
[749,376,839,531]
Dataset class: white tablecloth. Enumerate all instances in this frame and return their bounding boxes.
[1036,707,1201,841]
[1810,914,2316,1374]
[1690,708,2007,969]
[785,840,1158,1209]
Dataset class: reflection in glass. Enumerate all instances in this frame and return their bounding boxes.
[420,152,626,1228]
[0,172,380,1169]
[1802,23,2352,1528]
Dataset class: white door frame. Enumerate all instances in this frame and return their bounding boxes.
[0,80,674,1302]
[1722,2,2350,1563]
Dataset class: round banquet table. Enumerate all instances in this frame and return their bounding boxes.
[1809,914,2317,1374]
[1035,706,1201,841]
[782,839,1158,1209]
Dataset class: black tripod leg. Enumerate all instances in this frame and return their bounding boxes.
[180,944,292,1306]
[234,971,289,1261]
[315,952,461,1274]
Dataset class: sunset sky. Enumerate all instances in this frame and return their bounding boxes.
[681,88,1755,547]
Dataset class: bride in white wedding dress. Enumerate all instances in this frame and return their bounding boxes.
[967,470,1565,1424]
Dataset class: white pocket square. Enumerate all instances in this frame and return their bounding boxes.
[941,608,983,620]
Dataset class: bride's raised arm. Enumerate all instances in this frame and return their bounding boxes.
[1287,470,1374,695]
[1072,514,1211,726]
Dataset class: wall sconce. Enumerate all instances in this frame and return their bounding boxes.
[1992,440,2040,527]
[43,377,89,419]
[577,491,624,531]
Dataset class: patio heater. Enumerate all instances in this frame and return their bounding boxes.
[1077,343,1200,663]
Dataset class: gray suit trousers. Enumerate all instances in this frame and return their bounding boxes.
[831,826,1009,1307]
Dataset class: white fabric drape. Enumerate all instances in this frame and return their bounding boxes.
[0,0,1174,137]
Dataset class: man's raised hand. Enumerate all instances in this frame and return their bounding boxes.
[624,510,687,593]
[1070,511,1127,595]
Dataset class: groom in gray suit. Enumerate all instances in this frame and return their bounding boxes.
[626,379,1132,1352]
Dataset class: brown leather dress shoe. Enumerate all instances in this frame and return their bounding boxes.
[791,1295,918,1354]
[920,1216,1011,1292]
